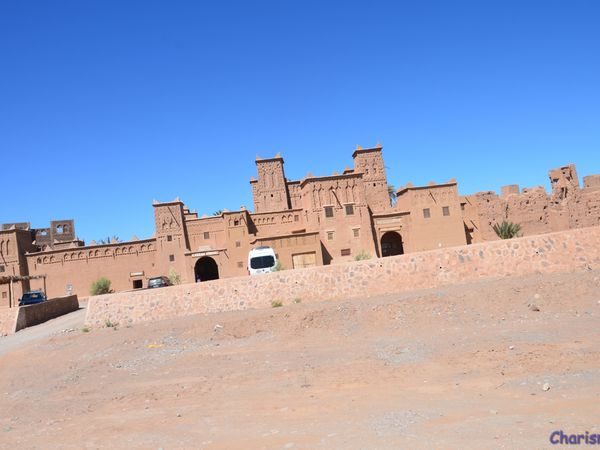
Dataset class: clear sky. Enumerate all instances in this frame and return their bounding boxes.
[1,1,599,242]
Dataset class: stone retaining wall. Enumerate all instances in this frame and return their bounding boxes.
[14,295,79,332]
[0,308,17,336]
[85,226,600,328]
[0,295,80,335]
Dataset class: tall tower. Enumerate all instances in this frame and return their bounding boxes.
[152,199,190,277]
[250,153,291,212]
[353,144,390,212]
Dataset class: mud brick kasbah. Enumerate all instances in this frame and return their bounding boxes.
[1,143,600,304]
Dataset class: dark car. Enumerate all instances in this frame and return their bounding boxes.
[147,276,171,289]
[19,290,47,306]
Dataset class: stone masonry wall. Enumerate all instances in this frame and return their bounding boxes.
[0,308,18,336]
[15,295,79,332]
[85,226,600,328]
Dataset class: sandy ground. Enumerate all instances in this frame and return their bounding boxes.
[1,269,600,449]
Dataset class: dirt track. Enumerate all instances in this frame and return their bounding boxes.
[1,270,600,449]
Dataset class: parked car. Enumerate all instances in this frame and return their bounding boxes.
[19,290,47,306]
[248,246,278,275]
[147,276,171,289]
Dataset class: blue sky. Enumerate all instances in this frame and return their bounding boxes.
[1,1,599,242]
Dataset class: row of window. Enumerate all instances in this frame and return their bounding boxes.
[327,228,360,241]
[324,204,354,218]
[423,206,451,219]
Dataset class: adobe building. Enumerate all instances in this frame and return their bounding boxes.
[1,144,599,306]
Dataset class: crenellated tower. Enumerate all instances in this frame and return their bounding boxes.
[250,153,291,213]
[352,144,390,212]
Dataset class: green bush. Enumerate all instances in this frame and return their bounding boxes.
[271,300,283,308]
[90,277,112,296]
[492,221,522,239]
[293,297,302,304]
[273,260,285,271]
[354,250,371,261]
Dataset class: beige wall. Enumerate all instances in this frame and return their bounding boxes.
[396,183,467,252]
[27,240,157,298]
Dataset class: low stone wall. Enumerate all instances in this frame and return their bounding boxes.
[0,308,18,336]
[14,295,79,332]
[85,226,600,328]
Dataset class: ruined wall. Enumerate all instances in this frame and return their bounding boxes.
[467,165,600,242]
[85,225,600,328]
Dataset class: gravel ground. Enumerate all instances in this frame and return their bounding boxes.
[1,269,600,449]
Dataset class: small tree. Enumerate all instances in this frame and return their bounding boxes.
[273,260,285,271]
[493,221,522,239]
[168,267,181,285]
[90,277,112,295]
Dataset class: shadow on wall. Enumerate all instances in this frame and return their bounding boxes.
[321,242,333,265]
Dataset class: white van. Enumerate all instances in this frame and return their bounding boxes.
[248,246,277,275]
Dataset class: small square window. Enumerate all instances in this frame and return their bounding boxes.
[423,208,431,219]
[235,241,241,248]
[461,203,466,211]
[237,261,243,268]
[341,248,351,256]
[324,206,334,218]
[234,219,240,226]
[353,228,360,238]
[203,232,210,239]
[169,254,175,262]
[345,204,354,215]
[166,235,172,242]
[1,291,6,298]
[327,231,334,241]
[442,206,450,216]
[294,215,299,222]
[0,265,4,273]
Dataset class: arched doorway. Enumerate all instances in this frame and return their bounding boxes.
[194,257,219,282]
[381,231,404,257]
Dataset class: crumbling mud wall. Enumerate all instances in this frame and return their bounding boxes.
[466,164,600,241]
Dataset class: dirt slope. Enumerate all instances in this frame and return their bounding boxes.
[1,270,600,449]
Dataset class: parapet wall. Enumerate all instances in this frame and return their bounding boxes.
[85,226,600,328]
[0,295,79,335]
[15,295,79,332]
